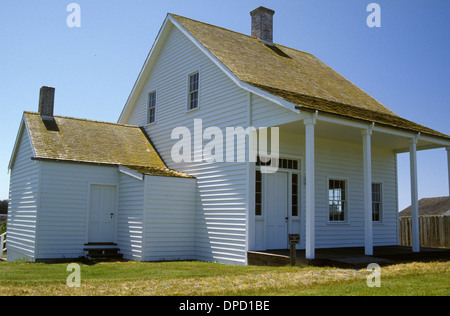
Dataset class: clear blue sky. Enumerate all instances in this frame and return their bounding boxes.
[0,0,449,211]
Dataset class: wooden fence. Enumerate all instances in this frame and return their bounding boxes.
[399,216,450,248]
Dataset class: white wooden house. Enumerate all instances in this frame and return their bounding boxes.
[7,7,450,264]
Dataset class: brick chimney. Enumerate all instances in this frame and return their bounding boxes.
[250,6,275,45]
[38,86,55,118]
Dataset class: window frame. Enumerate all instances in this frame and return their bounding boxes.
[187,71,200,111]
[328,178,348,223]
[147,90,157,124]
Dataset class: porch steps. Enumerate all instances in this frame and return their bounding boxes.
[83,243,123,261]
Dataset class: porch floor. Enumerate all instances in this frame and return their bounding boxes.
[247,246,450,268]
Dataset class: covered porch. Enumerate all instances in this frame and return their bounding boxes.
[248,107,450,260]
[292,110,450,259]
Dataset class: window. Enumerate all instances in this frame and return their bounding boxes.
[188,72,199,110]
[372,183,382,222]
[256,156,299,170]
[255,170,262,216]
[292,173,299,217]
[147,91,156,124]
[329,179,346,222]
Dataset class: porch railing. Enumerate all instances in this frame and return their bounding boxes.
[0,232,6,259]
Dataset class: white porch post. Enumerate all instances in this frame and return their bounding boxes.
[409,138,420,252]
[447,147,450,211]
[304,115,316,259]
[362,129,373,256]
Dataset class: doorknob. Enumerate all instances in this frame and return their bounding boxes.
[110,213,114,219]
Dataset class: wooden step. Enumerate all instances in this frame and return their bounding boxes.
[83,244,123,260]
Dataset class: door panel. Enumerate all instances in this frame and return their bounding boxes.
[265,173,288,249]
[88,185,116,243]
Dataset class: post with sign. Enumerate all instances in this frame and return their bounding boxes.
[288,234,300,266]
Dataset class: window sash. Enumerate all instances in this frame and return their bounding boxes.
[147,91,156,123]
[329,179,346,222]
[188,72,199,110]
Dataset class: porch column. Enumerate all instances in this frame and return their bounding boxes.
[304,115,316,259]
[447,147,450,211]
[409,138,420,252]
[362,129,373,256]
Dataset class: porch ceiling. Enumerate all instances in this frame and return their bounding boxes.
[279,119,445,152]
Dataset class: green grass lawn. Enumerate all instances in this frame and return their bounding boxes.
[0,260,448,296]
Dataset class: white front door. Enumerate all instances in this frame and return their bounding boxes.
[88,185,116,243]
[265,172,288,249]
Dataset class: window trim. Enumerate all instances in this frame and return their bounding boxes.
[147,90,157,124]
[327,177,349,224]
[187,71,200,111]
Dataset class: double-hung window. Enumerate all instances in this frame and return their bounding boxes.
[147,91,156,124]
[188,72,199,110]
[329,179,346,222]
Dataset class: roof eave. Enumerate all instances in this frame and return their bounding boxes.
[295,105,450,148]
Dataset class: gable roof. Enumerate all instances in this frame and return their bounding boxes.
[171,14,395,116]
[399,197,450,217]
[169,14,449,141]
[15,112,192,178]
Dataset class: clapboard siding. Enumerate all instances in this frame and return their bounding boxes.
[117,173,145,260]
[36,161,119,259]
[7,129,39,261]
[124,25,250,264]
[251,93,300,128]
[143,175,197,261]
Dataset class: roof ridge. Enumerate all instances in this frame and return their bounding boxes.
[24,111,140,128]
[170,14,319,61]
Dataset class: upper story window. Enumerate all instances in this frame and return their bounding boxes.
[188,72,199,110]
[147,91,156,124]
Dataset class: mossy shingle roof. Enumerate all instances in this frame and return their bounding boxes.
[24,112,192,178]
[171,14,449,140]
